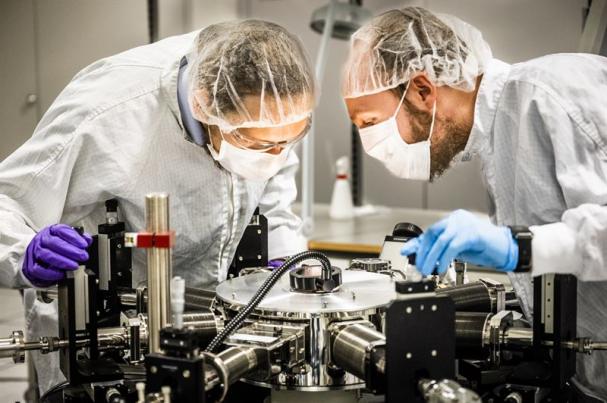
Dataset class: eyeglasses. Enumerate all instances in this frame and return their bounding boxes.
[221,118,312,152]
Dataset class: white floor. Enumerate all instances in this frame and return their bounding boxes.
[0,289,30,403]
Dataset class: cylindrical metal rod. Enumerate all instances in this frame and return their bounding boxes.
[301,0,337,236]
[217,346,260,386]
[454,312,491,359]
[204,346,264,401]
[437,283,492,313]
[331,322,385,380]
[145,193,172,354]
[504,327,534,348]
[0,311,218,360]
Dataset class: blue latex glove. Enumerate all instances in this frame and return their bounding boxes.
[400,210,518,276]
[22,224,93,287]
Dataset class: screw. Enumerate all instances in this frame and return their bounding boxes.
[406,306,412,314]
[150,366,157,374]
[257,255,262,260]
[406,352,412,359]
[351,291,356,300]
[431,305,437,311]
[183,369,191,378]
[431,350,437,357]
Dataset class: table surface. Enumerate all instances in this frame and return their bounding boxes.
[296,204,488,254]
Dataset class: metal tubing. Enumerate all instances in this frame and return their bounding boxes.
[437,283,492,313]
[331,322,385,380]
[0,311,217,360]
[504,327,534,348]
[145,193,172,353]
[217,346,261,386]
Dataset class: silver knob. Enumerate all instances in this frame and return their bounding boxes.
[26,93,38,105]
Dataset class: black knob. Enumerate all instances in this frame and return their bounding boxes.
[105,198,118,212]
[392,222,423,238]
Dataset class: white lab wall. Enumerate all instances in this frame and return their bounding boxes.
[34,1,149,114]
[243,0,586,212]
[0,1,38,161]
[0,0,239,160]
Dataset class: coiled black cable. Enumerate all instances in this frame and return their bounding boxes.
[205,250,331,353]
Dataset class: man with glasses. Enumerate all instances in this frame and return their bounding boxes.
[0,20,315,393]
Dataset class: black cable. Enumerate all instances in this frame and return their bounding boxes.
[40,381,69,402]
[205,250,331,353]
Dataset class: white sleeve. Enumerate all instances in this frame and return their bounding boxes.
[0,105,111,288]
[0,195,36,288]
[531,205,607,281]
[524,83,607,281]
[0,129,79,288]
[258,151,306,259]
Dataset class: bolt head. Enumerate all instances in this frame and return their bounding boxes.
[150,365,157,374]
[183,369,191,378]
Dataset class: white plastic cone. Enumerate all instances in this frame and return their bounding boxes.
[329,156,354,220]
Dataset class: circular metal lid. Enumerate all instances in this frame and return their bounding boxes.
[216,269,396,314]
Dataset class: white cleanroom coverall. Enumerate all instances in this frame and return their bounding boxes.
[0,32,305,393]
[462,55,607,398]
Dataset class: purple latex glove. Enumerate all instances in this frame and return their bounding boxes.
[268,259,286,269]
[22,224,93,287]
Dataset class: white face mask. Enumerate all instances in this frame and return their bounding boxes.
[358,82,436,181]
[207,140,290,182]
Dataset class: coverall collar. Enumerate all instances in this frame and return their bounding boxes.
[176,56,207,146]
[159,56,207,146]
[461,58,512,161]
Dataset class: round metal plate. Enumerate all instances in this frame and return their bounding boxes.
[216,269,396,314]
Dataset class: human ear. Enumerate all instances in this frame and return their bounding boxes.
[407,73,437,112]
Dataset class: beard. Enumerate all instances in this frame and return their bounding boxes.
[403,98,471,181]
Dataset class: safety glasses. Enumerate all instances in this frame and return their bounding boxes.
[221,117,312,152]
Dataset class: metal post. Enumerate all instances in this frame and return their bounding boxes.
[301,0,337,236]
[145,193,172,353]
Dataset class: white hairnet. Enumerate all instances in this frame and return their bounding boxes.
[342,7,492,99]
[187,20,316,132]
